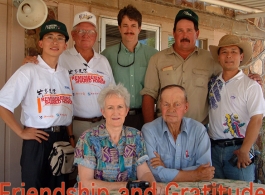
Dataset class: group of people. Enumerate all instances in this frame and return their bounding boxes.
[0,3,264,193]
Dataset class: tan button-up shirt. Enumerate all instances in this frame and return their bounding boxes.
[141,46,221,124]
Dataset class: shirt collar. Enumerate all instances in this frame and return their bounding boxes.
[121,42,140,53]
[68,46,100,59]
[37,55,63,72]
[166,45,199,56]
[97,122,126,138]
[218,69,243,83]
[161,117,189,136]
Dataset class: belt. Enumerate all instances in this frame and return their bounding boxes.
[128,108,142,116]
[211,138,244,148]
[74,116,103,123]
[38,126,66,132]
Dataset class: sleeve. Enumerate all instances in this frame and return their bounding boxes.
[182,127,212,171]
[74,131,97,169]
[140,54,160,100]
[135,131,149,166]
[246,82,265,117]
[142,124,179,183]
[0,67,30,112]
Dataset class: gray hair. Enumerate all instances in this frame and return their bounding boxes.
[97,83,130,109]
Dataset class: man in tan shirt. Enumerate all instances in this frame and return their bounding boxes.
[141,8,261,125]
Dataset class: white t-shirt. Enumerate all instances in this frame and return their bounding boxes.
[208,70,265,140]
[0,55,73,128]
[59,47,115,118]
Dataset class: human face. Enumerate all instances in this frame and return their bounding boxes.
[101,94,129,128]
[71,22,97,51]
[118,15,141,44]
[160,87,188,125]
[218,45,243,72]
[173,19,199,53]
[38,32,67,57]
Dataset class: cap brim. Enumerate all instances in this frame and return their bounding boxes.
[209,42,252,66]
[176,16,198,26]
[39,30,69,41]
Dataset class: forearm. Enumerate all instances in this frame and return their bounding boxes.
[142,95,155,123]
[0,106,23,137]
[138,171,156,185]
[240,114,263,152]
[67,122,75,147]
[172,170,199,182]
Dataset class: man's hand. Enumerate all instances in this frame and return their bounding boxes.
[234,149,251,169]
[248,73,263,87]
[155,182,165,195]
[194,162,215,181]
[23,56,38,65]
[150,152,165,168]
[18,127,49,143]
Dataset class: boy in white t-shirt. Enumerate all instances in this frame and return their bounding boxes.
[0,20,73,191]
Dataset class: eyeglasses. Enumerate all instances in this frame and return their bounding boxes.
[43,35,65,43]
[76,29,97,37]
[117,42,135,67]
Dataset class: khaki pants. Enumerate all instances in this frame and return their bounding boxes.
[73,119,104,142]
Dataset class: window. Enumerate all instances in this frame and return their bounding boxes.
[100,17,160,52]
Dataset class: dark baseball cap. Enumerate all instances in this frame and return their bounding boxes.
[39,20,69,41]
[174,9,198,27]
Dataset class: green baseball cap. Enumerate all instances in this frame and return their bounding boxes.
[39,20,69,41]
[174,9,198,27]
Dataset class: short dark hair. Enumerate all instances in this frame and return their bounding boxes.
[217,46,243,55]
[118,5,142,27]
[160,85,188,102]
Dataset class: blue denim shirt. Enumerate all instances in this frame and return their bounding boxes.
[142,117,211,182]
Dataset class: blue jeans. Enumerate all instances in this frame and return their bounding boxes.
[211,145,254,182]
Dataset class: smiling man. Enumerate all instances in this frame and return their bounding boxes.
[0,20,73,191]
[142,85,215,182]
[141,9,262,126]
[101,5,157,130]
[208,34,265,181]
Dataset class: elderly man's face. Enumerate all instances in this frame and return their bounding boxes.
[218,45,243,71]
[101,94,129,128]
[71,22,97,51]
[160,87,188,125]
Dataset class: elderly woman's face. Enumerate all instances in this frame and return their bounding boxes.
[101,94,129,128]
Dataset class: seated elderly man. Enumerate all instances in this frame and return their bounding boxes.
[142,85,215,182]
[74,83,163,193]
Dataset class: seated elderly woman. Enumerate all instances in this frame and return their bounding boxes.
[74,83,158,191]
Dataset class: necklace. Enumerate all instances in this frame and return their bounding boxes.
[117,42,135,67]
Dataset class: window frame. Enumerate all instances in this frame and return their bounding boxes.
[99,16,161,52]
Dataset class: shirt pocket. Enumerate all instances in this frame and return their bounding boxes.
[159,69,181,87]
[182,147,196,164]
[192,69,209,88]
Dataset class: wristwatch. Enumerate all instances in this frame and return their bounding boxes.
[69,135,75,140]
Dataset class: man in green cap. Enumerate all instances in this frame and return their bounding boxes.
[141,8,261,125]
[0,20,73,191]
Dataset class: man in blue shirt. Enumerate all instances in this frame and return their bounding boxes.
[142,85,215,182]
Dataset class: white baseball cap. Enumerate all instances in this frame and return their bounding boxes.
[73,11,97,28]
